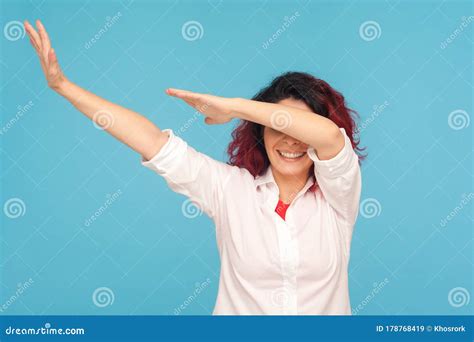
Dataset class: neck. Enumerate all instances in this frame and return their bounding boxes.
[271,166,310,204]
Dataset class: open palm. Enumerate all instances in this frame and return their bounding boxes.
[166,88,236,125]
[24,20,65,90]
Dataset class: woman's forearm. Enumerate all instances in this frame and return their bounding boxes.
[56,79,168,160]
[165,88,345,160]
[231,98,344,159]
[24,20,167,160]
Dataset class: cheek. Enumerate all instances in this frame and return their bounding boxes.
[263,131,278,152]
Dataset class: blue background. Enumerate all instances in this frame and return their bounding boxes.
[0,0,472,315]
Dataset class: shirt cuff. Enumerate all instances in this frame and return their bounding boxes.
[306,127,357,178]
[141,129,186,175]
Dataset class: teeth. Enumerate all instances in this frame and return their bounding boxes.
[278,151,305,159]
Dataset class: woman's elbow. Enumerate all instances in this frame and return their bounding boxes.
[315,127,344,161]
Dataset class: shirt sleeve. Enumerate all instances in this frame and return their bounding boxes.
[141,129,236,220]
[306,127,362,226]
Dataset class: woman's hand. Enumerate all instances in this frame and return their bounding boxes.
[166,88,237,125]
[24,20,66,91]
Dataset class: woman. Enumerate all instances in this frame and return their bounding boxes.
[24,20,363,315]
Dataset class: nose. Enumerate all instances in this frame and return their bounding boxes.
[282,134,301,145]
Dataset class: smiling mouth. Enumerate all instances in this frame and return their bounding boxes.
[277,150,306,160]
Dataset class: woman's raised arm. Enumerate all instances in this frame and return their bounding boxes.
[166,88,345,160]
[24,20,168,160]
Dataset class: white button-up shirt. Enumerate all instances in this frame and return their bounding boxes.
[142,127,361,315]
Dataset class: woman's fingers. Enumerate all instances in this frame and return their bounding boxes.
[24,20,49,73]
[182,99,198,107]
[167,88,212,112]
[28,37,40,52]
[25,30,47,74]
[166,88,203,101]
[24,20,57,76]
[48,48,62,76]
[204,116,230,125]
[24,21,42,53]
[204,117,216,125]
[49,48,57,64]
[36,20,51,62]
[24,19,65,89]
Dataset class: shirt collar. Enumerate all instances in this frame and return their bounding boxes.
[254,166,275,188]
[254,166,317,193]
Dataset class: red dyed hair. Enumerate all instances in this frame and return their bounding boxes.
[227,72,365,177]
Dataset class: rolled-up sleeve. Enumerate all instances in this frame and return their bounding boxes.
[141,129,234,220]
[306,127,362,226]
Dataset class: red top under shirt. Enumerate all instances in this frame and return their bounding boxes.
[274,183,318,220]
[275,199,291,220]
